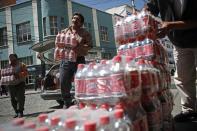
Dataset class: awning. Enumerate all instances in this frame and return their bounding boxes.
[30,38,55,53]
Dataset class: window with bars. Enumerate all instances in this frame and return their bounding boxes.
[43,17,47,36]
[0,60,9,68]
[0,27,8,47]
[99,26,109,41]
[60,17,65,30]
[16,22,31,43]
[49,16,58,35]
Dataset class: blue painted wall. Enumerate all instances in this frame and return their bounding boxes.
[97,10,116,56]
[41,0,68,36]
[0,8,8,60]
[0,0,117,64]
[11,1,35,59]
[0,9,6,28]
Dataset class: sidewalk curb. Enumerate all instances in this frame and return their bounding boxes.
[0,90,41,99]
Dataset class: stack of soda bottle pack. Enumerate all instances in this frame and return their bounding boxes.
[0,10,174,131]
[0,67,16,85]
[54,31,77,62]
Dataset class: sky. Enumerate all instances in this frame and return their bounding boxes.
[72,0,147,11]
[16,0,147,11]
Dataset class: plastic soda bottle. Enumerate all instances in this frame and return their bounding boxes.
[113,109,130,131]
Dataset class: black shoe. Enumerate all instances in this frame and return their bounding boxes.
[13,113,18,118]
[174,112,197,122]
[18,112,24,118]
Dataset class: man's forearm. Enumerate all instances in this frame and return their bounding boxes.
[167,21,197,30]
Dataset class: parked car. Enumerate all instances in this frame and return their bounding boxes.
[30,39,74,106]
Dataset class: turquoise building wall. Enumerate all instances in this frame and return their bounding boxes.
[97,10,116,56]
[0,0,116,65]
[11,1,35,58]
[0,8,8,60]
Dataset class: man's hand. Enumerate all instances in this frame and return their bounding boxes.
[157,21,171,38]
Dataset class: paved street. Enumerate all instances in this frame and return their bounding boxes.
[0,87,197,130]
[171,89,197,131]
[0,89,59,124]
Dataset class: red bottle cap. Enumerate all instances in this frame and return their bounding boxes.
[50,116,60,126]
[65,118,76,129]
[90,104,97,110]
[38,114,48,123]
[100,103,109,110]
[114,109,124,119]
[113,55,122,62]
[79,102,85,109]
[115,103,124,110]
[137,59,145,65]
[84,121,97,131]
[100,115,110,125]
[78,64,84,69]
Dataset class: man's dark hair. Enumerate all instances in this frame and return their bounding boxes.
[9,53,18,59]
[73,12,84,24]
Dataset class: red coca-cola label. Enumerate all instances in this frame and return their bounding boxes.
[144,43,154,57]
[85,78,97,96]
[111,72,126,94]
[97,76,111,95]
[75,78,86,96]
[54,48,60,61]
[131,19,141,37]
[135,46,144,58]
[65,35,71,45]
[130,71,140,88]
[130,71,141,101]
[64,50,69,60]
[141,71,152,87]
[59,49,65,59]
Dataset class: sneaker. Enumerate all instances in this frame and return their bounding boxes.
[174,111,197,122]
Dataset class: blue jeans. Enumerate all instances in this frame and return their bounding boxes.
[59,56,85,105]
